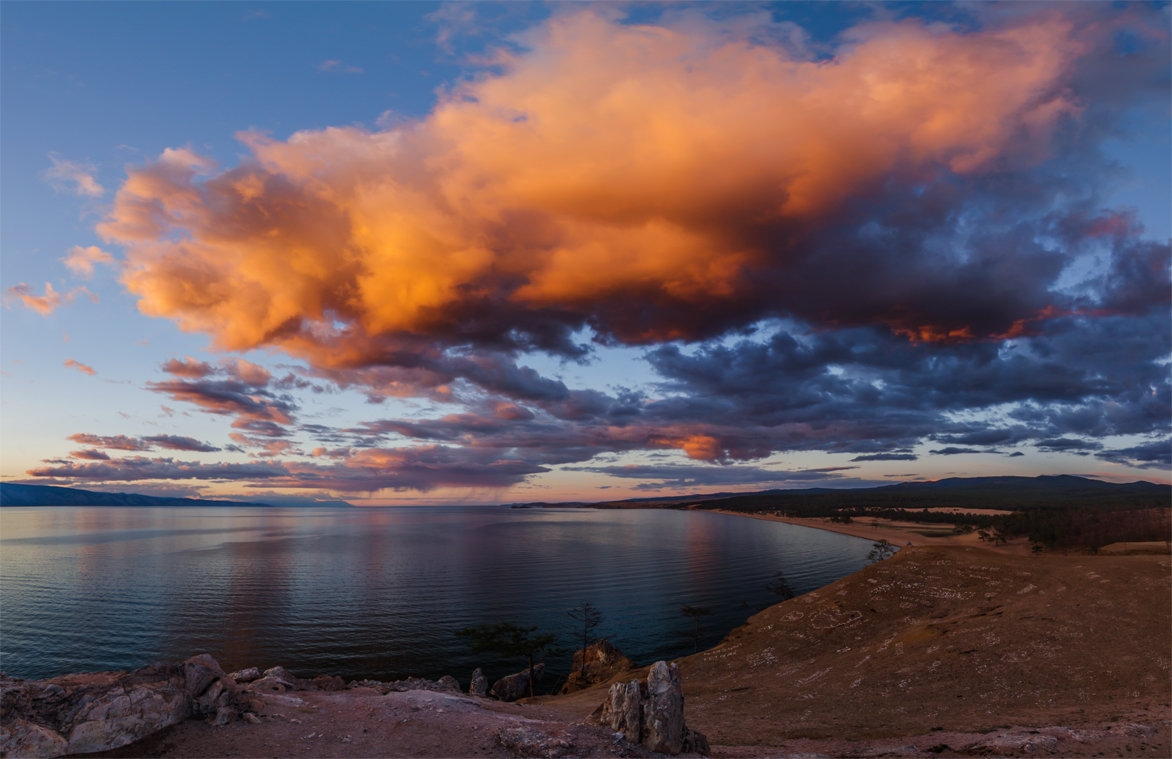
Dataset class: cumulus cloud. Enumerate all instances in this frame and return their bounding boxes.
[45,153,104,197]
[63,245,115,278]
[34,5,1168,496]
[97,7,1129,375]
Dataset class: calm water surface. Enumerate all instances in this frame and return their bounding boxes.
[1,506,872,687]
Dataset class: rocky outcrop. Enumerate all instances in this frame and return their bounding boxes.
[241,665,300,695]
[560,640,635,694]
[0,654,255,759]
[227,667,260,683]
[599,661,708,756]
[490,664,544,702]
[469,668,488,697]
[342,675,463,696]
[309,675,346,692]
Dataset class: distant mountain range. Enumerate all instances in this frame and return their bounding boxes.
[2,475,1166,511]
[526,474,1170,512]
[0,483,353,508]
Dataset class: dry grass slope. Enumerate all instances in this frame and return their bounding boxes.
[676,546,1170,743]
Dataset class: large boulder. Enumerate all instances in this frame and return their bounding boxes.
[642,661,686,754]
[490,663,544,702]
[561,639,635,693]
[1,654,252,759]
[598,661,708,756]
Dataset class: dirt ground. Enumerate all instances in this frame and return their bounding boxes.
[71,516,1172,759]
[82,688,659,759]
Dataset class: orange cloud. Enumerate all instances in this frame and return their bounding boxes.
[63,245,115,278]
[4,283,96,316]
[64,359,96,375]
[6,283,63,315]
[99,10,1087,378]
[45,153,104,197]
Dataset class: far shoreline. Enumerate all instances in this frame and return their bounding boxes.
[702,506,1034,554]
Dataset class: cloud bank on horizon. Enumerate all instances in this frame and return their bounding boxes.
[14,4,1171,499]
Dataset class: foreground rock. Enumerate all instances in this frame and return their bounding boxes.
[600,661,709,755]
[560,640,635,694]
[491,663,545,702]
[469,667,488,697]
[0,654,254,758]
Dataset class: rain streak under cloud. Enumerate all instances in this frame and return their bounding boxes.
[6,3,1170,502]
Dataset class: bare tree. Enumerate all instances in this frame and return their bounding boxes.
[680,605,713,653]
[567,601,603,676]
[455,622,558,699]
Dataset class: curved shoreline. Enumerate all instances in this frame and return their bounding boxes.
[705,506,1035,553]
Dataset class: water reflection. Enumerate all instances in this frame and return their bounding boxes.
[1,506,872,684]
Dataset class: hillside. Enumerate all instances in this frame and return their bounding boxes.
[689,475,1170,513]
[542,544,1171,756]
[0,483,280,508]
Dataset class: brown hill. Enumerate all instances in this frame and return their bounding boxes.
[542,545,1171,755]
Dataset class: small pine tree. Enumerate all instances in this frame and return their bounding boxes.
[680,605,714,653]
[765,571,795,600]
[454,622,558,698]
[567,602,603,676]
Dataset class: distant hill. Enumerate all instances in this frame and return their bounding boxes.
[515,475,1169,513]
[691,474,1170,514]
[0,483,352,508]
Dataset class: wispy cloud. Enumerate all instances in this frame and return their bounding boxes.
[317,59,363,74]
[64,359,95,376]
[4,283,97,315]
[44,153,104,197]
[5,283,63,315]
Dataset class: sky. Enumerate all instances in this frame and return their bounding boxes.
[1,1,1169,506]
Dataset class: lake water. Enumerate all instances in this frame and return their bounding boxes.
[0,506,873,689]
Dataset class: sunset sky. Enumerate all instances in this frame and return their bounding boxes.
[2,2,1169,506]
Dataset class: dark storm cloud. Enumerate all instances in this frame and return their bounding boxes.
[568,464,859,490]
[142,434,221,452]
[1034,438,1103,453]
[26,446,544,492]
[28,457,287,482]
[1096,440,1172,470]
